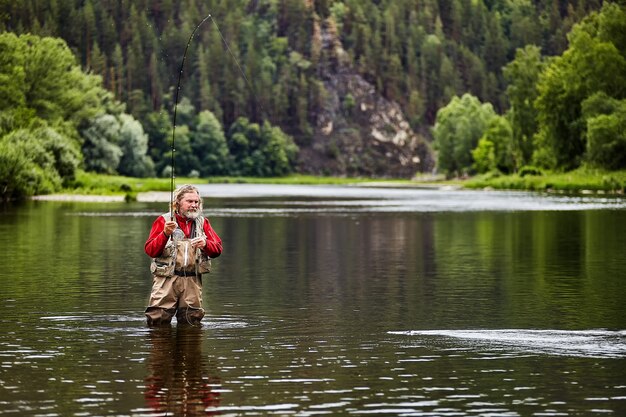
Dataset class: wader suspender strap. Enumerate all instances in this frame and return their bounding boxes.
[189,220,199,276]
[190,220,196,239]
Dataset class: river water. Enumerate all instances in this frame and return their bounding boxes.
[1,184,625,416]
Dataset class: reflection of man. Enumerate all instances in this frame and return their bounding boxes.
[144,184,223,326]
[145,326,221,415]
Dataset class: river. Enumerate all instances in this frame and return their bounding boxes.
[1,184,625,416]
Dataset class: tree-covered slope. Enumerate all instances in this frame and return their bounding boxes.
[0,0,617,184]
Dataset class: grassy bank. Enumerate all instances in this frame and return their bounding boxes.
[462,168,626,194]
[65,171,382,196]
[65,168,626,197]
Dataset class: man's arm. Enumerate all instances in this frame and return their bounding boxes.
[145,216,170,258]
[202,218,223,258]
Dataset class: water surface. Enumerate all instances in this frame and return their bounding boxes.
[1,185,625,416]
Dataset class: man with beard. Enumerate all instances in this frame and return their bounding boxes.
[144,184,223,326]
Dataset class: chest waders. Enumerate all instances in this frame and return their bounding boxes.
[145,214,211,326]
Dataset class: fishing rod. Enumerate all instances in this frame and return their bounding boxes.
[169,13,261,219]
[169,14,210,219]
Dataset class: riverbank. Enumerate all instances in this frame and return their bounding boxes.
[53,171,409,201]
[31,192,170,203]
[462,168,626,194]
[33,168,626,202]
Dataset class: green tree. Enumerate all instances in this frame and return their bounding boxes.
[534,3,626,170]
[117,114,155,178]
[472,137,496,173]
[502,0,542,52]
[0,33,27,114]
[81,114,123,174]
[191,110,230,176]
[227,116,298,176]
[503,45,546,168]
[264,121,299,176]
[144,109,172,175]
[0,138,40,200]
[420,34,444,122]
[2,33,103,126]
[433,93,497,176]
[82,111,155,177]
[0,126,80,199]
[472,115,514,173]
[0,32,126,198]
[110,43,124,100]
[1,0,609,178]
[167,124,196,178]
[582,93,626,169]
[90,41,107,77]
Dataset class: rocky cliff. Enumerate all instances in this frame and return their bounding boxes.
[297,18,434,178]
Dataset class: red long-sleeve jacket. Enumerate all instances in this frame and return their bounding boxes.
[144,213,223,259]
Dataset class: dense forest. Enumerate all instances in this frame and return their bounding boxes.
[1,0,625,199]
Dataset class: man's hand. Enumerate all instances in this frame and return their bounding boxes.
[191,236,206,249]
[163,220,177,237]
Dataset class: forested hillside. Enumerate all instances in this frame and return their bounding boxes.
[1,0,624,198]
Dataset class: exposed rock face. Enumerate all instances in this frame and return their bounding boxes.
[297,18,434,178]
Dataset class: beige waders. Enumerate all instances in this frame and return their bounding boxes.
[145,272,205,325]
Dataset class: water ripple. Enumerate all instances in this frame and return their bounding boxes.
[389,329,626,358]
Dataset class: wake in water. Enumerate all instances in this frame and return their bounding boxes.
[40,313,250,331]
[389,329,626,359]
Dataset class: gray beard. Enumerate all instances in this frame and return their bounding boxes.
[181,210,199,220]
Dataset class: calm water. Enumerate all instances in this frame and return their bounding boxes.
[1,184,625,416]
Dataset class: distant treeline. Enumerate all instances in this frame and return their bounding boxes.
[0,0,624,199]
[2,0,603,126]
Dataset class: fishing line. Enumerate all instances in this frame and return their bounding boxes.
[169,13,263,219]
[207,14,262,108]
[170,14,210,219]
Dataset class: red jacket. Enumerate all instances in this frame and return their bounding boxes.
[144,213,222,259]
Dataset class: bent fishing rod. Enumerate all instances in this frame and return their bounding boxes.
[169,12,259,219]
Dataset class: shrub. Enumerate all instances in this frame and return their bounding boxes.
[518,165,544,177]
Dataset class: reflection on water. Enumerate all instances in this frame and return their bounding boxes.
[1,186,626,416]
[145,326,221,416]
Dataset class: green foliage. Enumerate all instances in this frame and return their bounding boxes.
[227,117,299,177]
[433,93,497,176]
[192,110,230,176]
[1,33,103,126]
[81,114,123,174]
[0,32,103,132]
[0,126,80,199]
[503,45,545,168]
[481,115,514,173]
[518,165,543,177]
[0,0,616,183]
[66,170,388,196]
[143,109,172,175]
[472,114,514,174]
[0,34,26,112]
[81,112,156,177]
[582,94,626,170]
[465,167,626,194]
[169,124,196,177]
[0,139,36,200]
[117,114,155,178]
[3,0,602,136]
[32,124,82,181]
[0,32,144,199]
[472,138,496,173]
[534,3,626,170]
[67,171,172,195]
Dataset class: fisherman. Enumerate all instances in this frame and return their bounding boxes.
[144,184,223,326]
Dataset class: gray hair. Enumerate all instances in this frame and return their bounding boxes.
[171,184,203,212]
